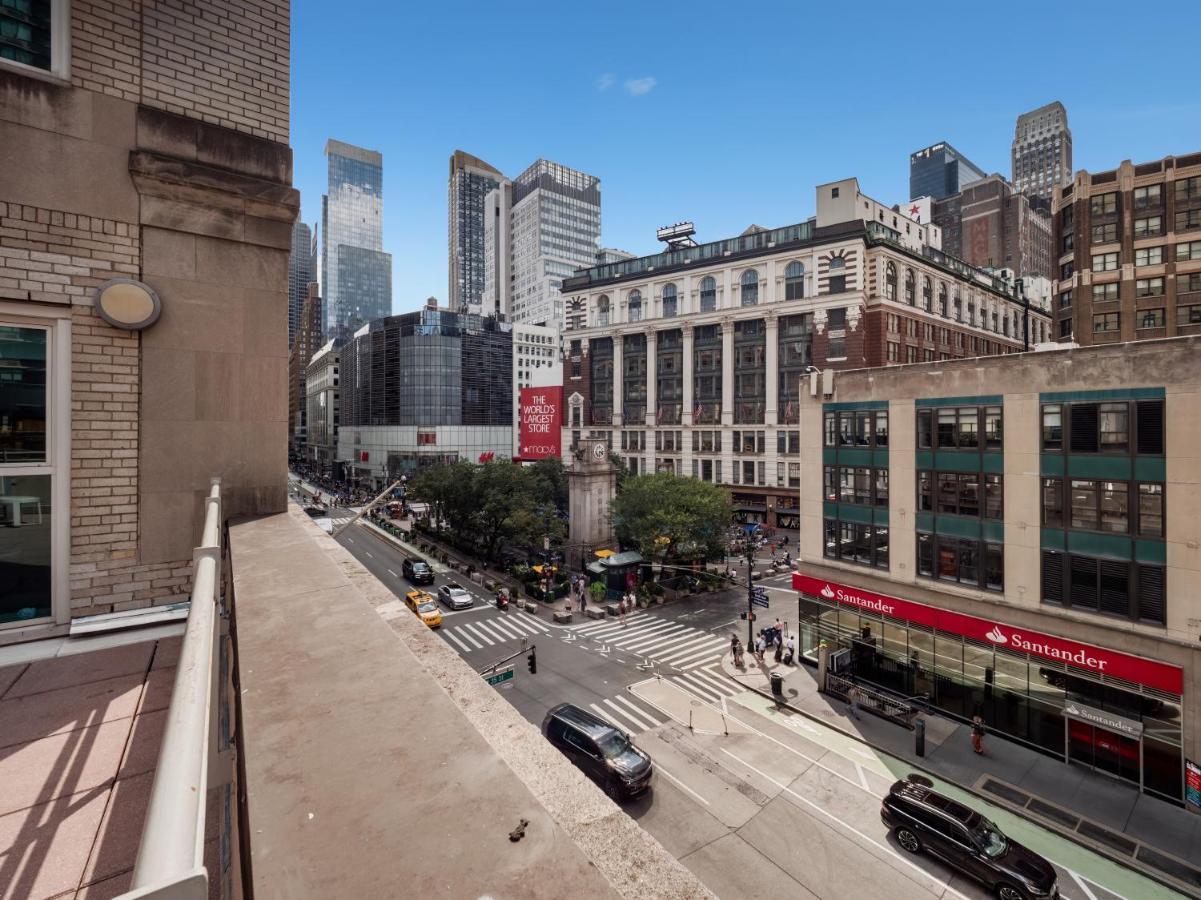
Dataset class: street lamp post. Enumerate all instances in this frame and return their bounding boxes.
[743,523,760,647]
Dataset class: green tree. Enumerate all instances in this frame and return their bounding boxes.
[530,456,569,515]
[610,471,731,563]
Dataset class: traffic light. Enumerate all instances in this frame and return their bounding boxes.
[527,648,537,675]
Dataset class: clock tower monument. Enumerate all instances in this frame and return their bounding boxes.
[567,438,617,572]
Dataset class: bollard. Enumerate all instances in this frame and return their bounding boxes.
[914,716,926,758]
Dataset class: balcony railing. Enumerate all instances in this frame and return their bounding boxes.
[122,478,223,899]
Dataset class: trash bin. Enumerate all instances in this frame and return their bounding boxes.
[770,672,784,697]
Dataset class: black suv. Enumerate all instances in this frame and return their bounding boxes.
[881,777,1058,900]
[402,557,434,585]
[541,703,653,800]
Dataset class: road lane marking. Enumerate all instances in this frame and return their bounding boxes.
[1068,869,1098,900]
[364,551,373,558]
[688,669,738,696]
[613,694,662,728]
[655,635,723,663]
[655,764,710,806]
[709,619,741,632]
[668,646,727,670]
[602,698,656,732]
[674,672,725,702]
[443,630,472,653]
[387,569,398,577]
[460,622,495,646]
[720,749,970,900]
[615,624,694,651]
[473,620,517,643]
[453,627,484,649]
[589,702,641,734]
[582,619,665,642]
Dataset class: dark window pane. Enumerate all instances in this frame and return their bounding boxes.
[1070,404,1099,453]
[0,325,47,462]
[1138,483,1163,537]
[1042,551,1064,604]
[958,474,980,517]
[984,544,1003,592]
[1069,556,1099,611]
[1099,481,1129,533]
[1042,478,1063,526]
[1099,560,1130,616]
[1137,566,1165,624]
[916,409,932,449]
[917,533,933,576]
[1098,403,1128,452]
[984,474,1003,520]
[1042,404,1062,450]
[937,409,957,447]
[958,408,979,448]
[1136,400,1164,455]
[1070,480,1098,530]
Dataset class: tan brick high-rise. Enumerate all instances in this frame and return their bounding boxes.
[0,0,296,637]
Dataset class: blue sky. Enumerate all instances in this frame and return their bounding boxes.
[291,0,1201,315]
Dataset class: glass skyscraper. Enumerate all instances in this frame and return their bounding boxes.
[448,150,504,315]
[321,139,392,344]
[287,220,314,347]
[909,142,987,201]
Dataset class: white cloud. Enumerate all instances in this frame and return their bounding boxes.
[624,76,657,96]
[596,73,616,91]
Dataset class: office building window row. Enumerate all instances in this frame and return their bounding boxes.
[824,466,888,507]
[918,472,1003,519]
[823,408,889,447]
[1042,552,1165,625]
[824,520,889,570]
[917,534,1003,592]
[1042,478,1162,537]
[916,405,1002,450]
[1041,398,1163,455]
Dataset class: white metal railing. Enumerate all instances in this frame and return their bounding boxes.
[122,478,223,900]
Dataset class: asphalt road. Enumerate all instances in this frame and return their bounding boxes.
[292,484,1170,900]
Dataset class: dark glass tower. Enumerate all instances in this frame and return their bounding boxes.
[909,142,987,201]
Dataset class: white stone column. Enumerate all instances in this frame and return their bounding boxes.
[645,327,657,428]
[611,332,624,429]
[765,313,779,427]
[721,317,735,427]
[682,326,695,427]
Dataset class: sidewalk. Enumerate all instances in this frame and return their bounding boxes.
[720,653,1201,895]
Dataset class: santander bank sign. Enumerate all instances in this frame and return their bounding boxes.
[793,573,1182,695]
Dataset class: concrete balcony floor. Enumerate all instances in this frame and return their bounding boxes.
[0,629,202,900]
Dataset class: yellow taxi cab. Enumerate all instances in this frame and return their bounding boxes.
[405,590,442,628]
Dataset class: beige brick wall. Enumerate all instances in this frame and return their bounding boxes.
[67,0,290,142]
[141,0,290,143]
[70,0,142,102]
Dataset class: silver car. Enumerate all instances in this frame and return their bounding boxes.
[437,584,474,610]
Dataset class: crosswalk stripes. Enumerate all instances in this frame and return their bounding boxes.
[439,610,550,652]
[565,611,728,671]
[586,671,747,734]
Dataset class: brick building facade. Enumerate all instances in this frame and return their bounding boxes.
[560,178,1050,529]
[933,174,1053,280]
[1052,152,1201,346]
[1,0,295,637]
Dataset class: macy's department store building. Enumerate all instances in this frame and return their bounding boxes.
[794,338,1201,808]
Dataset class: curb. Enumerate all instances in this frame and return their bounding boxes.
[718,668,1196,899]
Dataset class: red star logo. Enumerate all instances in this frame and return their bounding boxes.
[909,204,920,216]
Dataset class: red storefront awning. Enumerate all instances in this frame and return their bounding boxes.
[792,573,1183,695]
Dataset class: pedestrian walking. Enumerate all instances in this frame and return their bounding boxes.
[619,593,629,627]
[774,636,783,663]
[784,634,795,665]
[971,715,986,755]
[848,685,862,720]
[754,634,766,663]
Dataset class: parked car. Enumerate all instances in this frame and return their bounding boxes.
[881,777,1058,900]
[541,703,653,801]
[402,557,434,584]
[404,590,442,628]
[437,584,474,610]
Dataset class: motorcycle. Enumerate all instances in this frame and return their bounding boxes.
[495,590,510,612]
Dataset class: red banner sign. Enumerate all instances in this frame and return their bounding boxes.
[518,386,562,460]
[792,573,1182,695]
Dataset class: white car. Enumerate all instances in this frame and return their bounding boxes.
[437,585,474,610]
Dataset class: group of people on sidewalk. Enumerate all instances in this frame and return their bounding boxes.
[730,617,796,668]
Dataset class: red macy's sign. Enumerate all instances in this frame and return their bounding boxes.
[518,386,562,461]
[792,573,1183,695]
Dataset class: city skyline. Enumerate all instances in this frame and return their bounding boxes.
[291,1,1201,315]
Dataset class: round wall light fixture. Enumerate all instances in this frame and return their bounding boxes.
[94,278,161,331]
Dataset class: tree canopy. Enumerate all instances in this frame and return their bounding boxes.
[610,471,731,561]
[408,459,566,562]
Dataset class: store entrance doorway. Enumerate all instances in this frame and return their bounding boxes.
[1067,719,1141,786]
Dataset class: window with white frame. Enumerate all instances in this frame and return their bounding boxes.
[0,0,70,80]
[1,312,68,626]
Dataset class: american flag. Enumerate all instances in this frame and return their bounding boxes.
[785,401,795,422]
[656,405,664,424]
[693,402,703,422]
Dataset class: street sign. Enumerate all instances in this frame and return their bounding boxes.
[752,587,768,600]
[485,666,514,686]
[752,596,771,609]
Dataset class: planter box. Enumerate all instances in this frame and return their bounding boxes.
[469,571,483,584]
[585,608,606,620]
[605,603,620,617]
[552,611,573,624]
[523,600,540,614]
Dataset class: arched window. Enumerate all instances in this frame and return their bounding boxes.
[597,294,610,327]
[937,283,947,317]
[628,289,642,323]
[700,276,717,312]
[740,269,759,307]
[885,262,897,301]
[662,283,678,317]
[828,257,845,270]
[784,261,805,301]
[922,276,932,310]
[904,268,915,305]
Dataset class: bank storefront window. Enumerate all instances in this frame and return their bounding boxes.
[793,573,1185,804]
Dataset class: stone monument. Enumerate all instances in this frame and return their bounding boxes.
[567,438,617,572]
